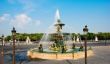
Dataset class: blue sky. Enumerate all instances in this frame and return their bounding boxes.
[0,0,110,36]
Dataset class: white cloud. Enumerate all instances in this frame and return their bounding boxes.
[10,14,31,28]
[0,14,10,22]
[10,14,42,29]
[35,20,41,26]
[0,13,42,29]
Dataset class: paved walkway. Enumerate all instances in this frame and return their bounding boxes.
[23,46,110,64]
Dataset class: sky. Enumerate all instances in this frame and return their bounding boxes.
[0,0,110,36]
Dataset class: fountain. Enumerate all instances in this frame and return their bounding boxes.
[27,9,93,60]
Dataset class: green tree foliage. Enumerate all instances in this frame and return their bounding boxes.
[5,33,43,41]
[4,32,110,41]
[87,32,95,40]
[97,32,110,40]
[5,35,11,41]
[79,32,110,40]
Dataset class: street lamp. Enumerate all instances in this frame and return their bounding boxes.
[11,27,16,64]
[83,25,88,64]
[105,34,107,46]
[1,34,4,64]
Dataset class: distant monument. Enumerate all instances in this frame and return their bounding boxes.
[26,36,32,44]
[73,36,76,42]
[76,36,80,42]
[95,36,98,42]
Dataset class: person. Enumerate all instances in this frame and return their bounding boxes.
[61,46,66,53]
[72,43,75,49]
[64,45,67,51]
[79,45,83,51]
[38,44,43,52]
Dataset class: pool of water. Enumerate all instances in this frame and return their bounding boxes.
[4,50,29,63]
[31,47,82,53]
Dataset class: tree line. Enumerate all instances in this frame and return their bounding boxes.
[2,32,110,41]
[5,33,43,41]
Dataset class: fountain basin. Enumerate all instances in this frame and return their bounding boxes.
[27,49,93,60]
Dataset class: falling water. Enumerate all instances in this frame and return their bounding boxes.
[38,9,74,49]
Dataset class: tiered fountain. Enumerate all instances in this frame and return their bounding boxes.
[27,9,93,60]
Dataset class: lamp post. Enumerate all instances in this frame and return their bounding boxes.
[105,34,107,46]
[11,27,16,64]
[1,34,4,64]
[83,25,88,64]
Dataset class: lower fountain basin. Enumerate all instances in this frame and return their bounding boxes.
[27,48,94,60]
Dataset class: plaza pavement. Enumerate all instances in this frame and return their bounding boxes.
[1,42,110,64]
[23,46,110,64]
